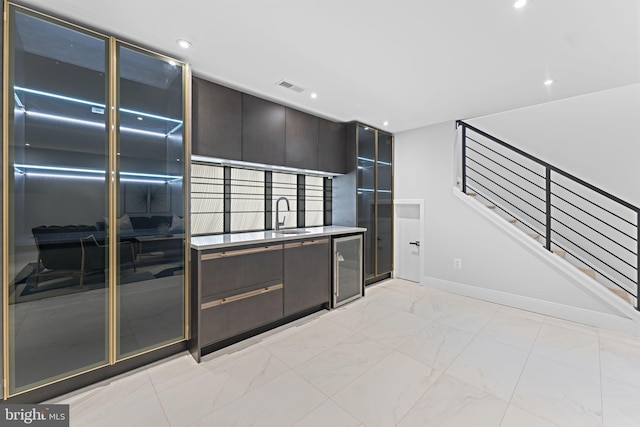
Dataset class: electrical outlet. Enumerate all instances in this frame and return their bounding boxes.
[453,258,462,269]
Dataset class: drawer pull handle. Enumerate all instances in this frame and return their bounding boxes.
[201,283,283,310]
[284,239,329,249]
[202,245,282,260]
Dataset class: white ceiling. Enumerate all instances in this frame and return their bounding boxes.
[17,0,640,133]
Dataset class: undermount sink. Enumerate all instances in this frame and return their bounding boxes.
[275,229,311,235]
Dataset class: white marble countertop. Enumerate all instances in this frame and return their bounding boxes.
[190,225,366,250]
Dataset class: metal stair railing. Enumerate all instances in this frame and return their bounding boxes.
[457,120,639,309]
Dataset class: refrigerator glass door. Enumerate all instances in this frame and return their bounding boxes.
[333,235,363,307]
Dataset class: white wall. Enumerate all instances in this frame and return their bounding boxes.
[467,83,640,206]
[394,121,630,323]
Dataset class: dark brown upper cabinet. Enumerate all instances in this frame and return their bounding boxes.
[242,94,286,166]
[318,119,347,174]
[192,77,242,160]
[285,108,319,170]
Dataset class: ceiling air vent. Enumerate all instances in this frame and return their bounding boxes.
[276,79,305,93]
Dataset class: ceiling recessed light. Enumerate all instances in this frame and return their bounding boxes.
[544,79,554,86]
[310,92,318,99]
[168,60,177,67]
[25,143,30,146]
[383,121,389,127]
[364,127,369,130]
[514,0,527,8]
[176,39,192,49]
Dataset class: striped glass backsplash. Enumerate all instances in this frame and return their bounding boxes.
[191,162,330,236]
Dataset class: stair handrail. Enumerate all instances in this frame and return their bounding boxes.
[457,120,639,211]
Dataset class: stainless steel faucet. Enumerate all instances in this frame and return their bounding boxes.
[275,196,290,231]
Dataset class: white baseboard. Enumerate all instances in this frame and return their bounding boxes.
[422,275,640,335]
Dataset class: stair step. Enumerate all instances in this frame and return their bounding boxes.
[486,205,496,209]
[528,233,540,239]
[579,268,596,279]
[507,218,517,224]
[552,249,566,258]
[610,288,632,303]
[466,192,477,196]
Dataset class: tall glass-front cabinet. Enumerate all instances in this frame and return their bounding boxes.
[3,4,189,399]
[355,124,393,284]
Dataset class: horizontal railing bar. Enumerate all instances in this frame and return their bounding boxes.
[552,180,636,227]
[553,193,637,241]
[458,120,640,212]
[551,204,637,253]
[467,157,545,207]
[552,236,637,294]
[553,218,637,270]
[553,193,638,241]
[466,179,547,228]
[466,137,545,179]
[466,145,546,191]
[555,244,636,298]
[466,184,546,237]
[467,166,547,213]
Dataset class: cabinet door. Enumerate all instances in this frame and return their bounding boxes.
[192,77,242,160]
[285,108,318,170]
[242,94,286,166]
[376,132,393,275]
[357,125,376,280]
[284,238,330,316]
[318,119,346,174]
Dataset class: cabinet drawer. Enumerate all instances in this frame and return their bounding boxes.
[200,244,283,298]
[200,285,284,346]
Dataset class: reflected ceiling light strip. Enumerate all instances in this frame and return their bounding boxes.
[14,86,104,108]
[25,111,105,129]
[121,178,175,184]
[23,111,169,138]
[14,163,103,174]
[14,93,24,109]
[14,86,183,124]
[120,171,182,180]
[357,188,391,193]
[167,122,183,135]
[22,172,171,184]
[14,164,182,181]
[120,108,182,124]
[23,172,105,181]
[357,156,392,166]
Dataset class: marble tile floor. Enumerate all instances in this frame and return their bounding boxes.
[48,278,640,427]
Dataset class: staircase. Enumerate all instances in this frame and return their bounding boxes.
[457,121,638,310]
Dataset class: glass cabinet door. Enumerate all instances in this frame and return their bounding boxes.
[115,44,185,359]
[357,125,376,280]
[376,132,393,275]
[6,7,110,394]
[4,4,188,397]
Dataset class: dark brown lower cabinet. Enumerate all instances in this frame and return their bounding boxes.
[191,237,332,362]
[284,238,330,316]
